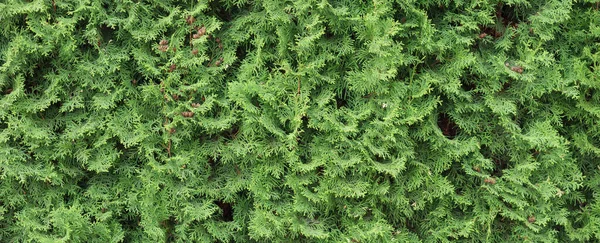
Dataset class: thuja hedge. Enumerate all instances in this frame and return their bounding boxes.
[1,0,599,242]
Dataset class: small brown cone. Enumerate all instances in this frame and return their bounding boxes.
[484,178,496,185]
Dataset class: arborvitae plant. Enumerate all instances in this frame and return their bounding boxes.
[1,0,599,242]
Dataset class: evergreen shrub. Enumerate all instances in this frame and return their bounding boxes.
[1,0,600,242]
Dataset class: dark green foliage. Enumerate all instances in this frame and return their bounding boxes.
[1,0,599,242]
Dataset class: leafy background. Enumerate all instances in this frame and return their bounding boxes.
[1,0,599,242]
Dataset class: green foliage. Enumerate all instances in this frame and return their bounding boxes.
[1,0,600,242]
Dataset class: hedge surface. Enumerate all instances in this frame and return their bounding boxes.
[1,0,599,242]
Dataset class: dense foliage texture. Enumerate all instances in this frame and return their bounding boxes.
[1,0,600,242]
